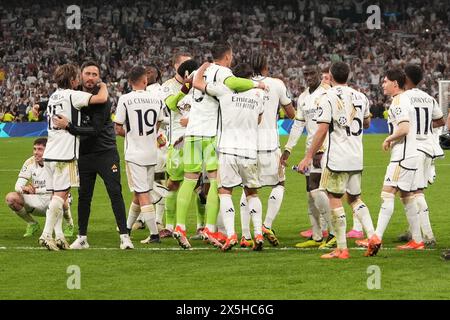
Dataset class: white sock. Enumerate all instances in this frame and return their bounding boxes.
[126,202,141,230]
[141,204,158,235]
[240,191,251,239]
[216,209,226,235]
[41,196,64,239]
[375,192,395,239]
[352,214,363,232]
[416,194,434,240]
[331,207,347,249]
[206,224,216,233]
[248,196,263,237]
[63,205,73,225]
[264,185,284,229]
[54,210,64,239]
[308,193,322,241]
[351,199,374,238]
[219,194,235,237]
[402,196,423,243]
[166,224,174,232]
[156,199,165,226]
[320,215,328,233]
[311,189,333,234]
[14,207,37,224]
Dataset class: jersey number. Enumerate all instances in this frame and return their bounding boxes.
[47,104,63,130]
[415,107,430,135]
[345,118,363,136]
[134,109,157,136]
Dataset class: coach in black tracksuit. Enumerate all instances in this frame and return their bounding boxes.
[52,61,128,238]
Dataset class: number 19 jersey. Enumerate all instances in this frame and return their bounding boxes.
[115,90,163,166]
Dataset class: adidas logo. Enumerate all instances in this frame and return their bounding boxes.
[386,178,391,182]
[249,209,257,215]
[269,196,276,200]
[226,208,235,213]
[240,203,246,207]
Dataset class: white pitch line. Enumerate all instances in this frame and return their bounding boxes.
[0,246,437,251]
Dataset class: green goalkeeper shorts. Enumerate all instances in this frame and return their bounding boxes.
[183,136,218,173]
[166,144,184,182]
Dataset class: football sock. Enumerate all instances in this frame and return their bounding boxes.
[176,178,197,228]
[263,185,284,229]
[42,196,64,239]
[165,190,177,231]
[375,192,395,239]
[352,214,363,232]
[156,198,165,226]
[308,193,322,241]
[248,196,263,237]
[320,215,328,233]
[14,207,37,224]
[141,204,158,235]
[402,196,423,243]
[126,202,141,230]
[351,199,374,238]
[193,193,205,229]
[216,209,226,235]
[416,193,434,240]
[310,189,333,234]
[205,178,219,226]
[54,209,64,239]
[331,207,347,249]
[219,194,235,237]
[240,191,251,239]
[63,205,73,226]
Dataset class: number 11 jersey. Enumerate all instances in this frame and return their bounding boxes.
[115,90,163,166]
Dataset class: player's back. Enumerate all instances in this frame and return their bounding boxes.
[252,76,292,151]
[116,90,162,166]
[405,88,443,157]
[320,85,369,172]
[187,63,233,138]
[44,89,83,161]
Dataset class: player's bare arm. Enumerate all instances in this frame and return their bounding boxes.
[282,103,296,119]
[432,117,445,128]
[363,116,371,129]
[298,122,329,173]
[193,62,211,92]
[114,123,125,137]
[383,121,410,151]
[89,82,108,105]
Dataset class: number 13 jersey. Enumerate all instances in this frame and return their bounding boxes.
[115,90,163,166]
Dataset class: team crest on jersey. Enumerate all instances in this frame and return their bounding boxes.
[338,116,347,126]
[394,107,402,116]
[111,164,118,173]
[180,102,191,113]
[163,87,170,93]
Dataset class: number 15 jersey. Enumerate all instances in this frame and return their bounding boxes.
[115,90,163,166]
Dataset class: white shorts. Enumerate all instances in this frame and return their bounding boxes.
[23,194,51,216]
[320,168,362,195]
[44,160,79,192]
[257,149,285,186]
[155,146,167,174]
[218,153,260,189]
[383,162,417,192]
[125,161,155,193]
[414,152,433,190]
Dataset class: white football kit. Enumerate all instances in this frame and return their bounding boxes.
[384,92,419,192]
[115,90,163,193]
[15,156,51,216]
[252,76,292,186]
[405,88,444,189]
[44,88,93,191]
[207,83,264,188]
[316,85,370,195]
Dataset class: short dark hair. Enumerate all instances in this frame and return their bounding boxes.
[54,64,79,89]
[81,61,101,75]
[177,59,199,78]
[250,53,267,76]
[330,62,350,84]
[404,64,423,86]
[128,66,146,84]
[33,138,47,147]
[172,52,191,67]
[233,63,253,79]
[211,40,232,60]
[386,68,406,89]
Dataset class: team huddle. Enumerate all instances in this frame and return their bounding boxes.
[5,40,447,259]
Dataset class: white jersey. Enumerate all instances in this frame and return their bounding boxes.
[160,78,191,144]
[317,85,370,172]
[404,88,444,158]
[44,88,92,161]
[16,156,50,194]
[252,76,292,151]
[387,92,419,169]
[296,83,330,151]
[115,90,163,166]
[146,83,161,95]
[207,83,264,159]
[186,64,234,137]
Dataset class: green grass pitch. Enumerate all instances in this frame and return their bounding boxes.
[1,135,450,300]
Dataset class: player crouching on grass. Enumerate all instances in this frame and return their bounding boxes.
[193,61,265,251]
[5,138,74,238]
[114,66,164,248]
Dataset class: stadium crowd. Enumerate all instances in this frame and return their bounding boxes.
[1,0,449,122]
